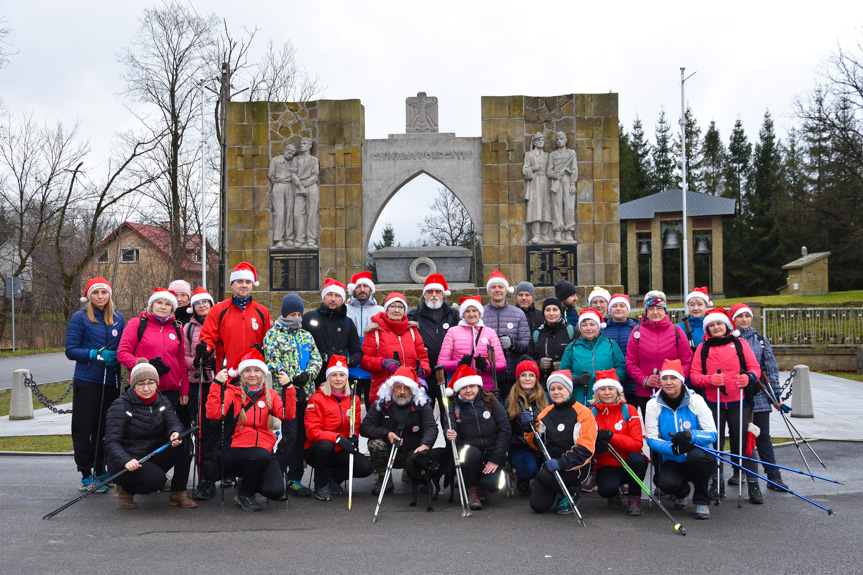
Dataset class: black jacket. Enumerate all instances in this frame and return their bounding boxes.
[302,304,362,384]
[525,319,577,382]
[442,394,511,465]
[359,400,438,451]
[407,301,460,367]
[504,395,547,452]
[520,305,544,335]
[104,387,182,472]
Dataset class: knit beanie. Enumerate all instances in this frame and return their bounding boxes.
[554,279,578,302]
[542,297,563,313]
[130,358,159,388]
[514,281,536,299]
[168,280,192,298]
[281,293,305,318]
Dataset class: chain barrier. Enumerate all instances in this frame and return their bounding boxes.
[778,368,796,404]
[24,373,73,414]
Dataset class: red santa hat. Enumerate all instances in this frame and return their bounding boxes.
[187,286,214,314]
[383,292,408,312]
[325,354,350,378]
[458,295,484,318]
[423,273,450,296]
[376,365,430,406]
[592,368,623,393]
[230,261,259,286]
[485,269,514,294]
[731,303,753,322]
[546,369,574,393]
[80,276,112,304]
[348,271,375,295]
[321,278,347,302]
[703,307,740,337]
[660,358,686,383]
[148,287,178,311]
[445,364,483,397]
[229,347,268,378]
[578,308,607,329]
[587,286,612,306]
[608,293,631,314]
[685,286,712,307]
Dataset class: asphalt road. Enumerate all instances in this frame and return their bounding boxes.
[0,352,72,390]
[1,442,859,574]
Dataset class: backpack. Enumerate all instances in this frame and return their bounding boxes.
[533,324,576,344]
[699,337,759,404]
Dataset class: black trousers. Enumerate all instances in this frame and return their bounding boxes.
[303,440,374,490]
[71,379,120,477]
[352,378,372,412]
[286,401,307,482]
[425,377,443,417]
[596,452,648,498]
[223,446,284,499]
[709,401,757,480]
[654,448,714,505]
[530,464,590,513]
[459,445,504,492]
[112,441,190,494]
[275,417,298,475]
[752,410,781,478]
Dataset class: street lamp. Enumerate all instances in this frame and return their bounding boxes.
[680,67,697,298]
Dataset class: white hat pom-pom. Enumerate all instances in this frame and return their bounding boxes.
[228,368,238,378]
[601,321,607,329]
[733,329,740,337]
[445,387,453,397]
[80,296,88,303]
[187,307,193,314]
[444,289,451,296]
[749,422,761,438]
[507,286,514,293]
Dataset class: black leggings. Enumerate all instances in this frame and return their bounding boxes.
[709,401,757,480]
[530,465,590,513]
[752,410,781,478]
[654,448,714,505]
[353,378,372,412]
[71,379,120,477]
[112,441,190,494]
[459,445,504,492]
[223,447,284,499]
[596,452,648,498]
[304,440,374,489]
[286,401,307,482]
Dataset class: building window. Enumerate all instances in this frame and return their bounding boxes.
[96,250,109,264]
[193,248,202,264]
[120,248,140,263]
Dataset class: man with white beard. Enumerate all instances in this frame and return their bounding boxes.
[407,273,459,414]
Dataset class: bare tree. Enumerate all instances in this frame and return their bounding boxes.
[0,15,14,70]
[246,39,323,102]
[420,187,476,247]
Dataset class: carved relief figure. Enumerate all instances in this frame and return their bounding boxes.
[268,144,296,248]
[290,137,320,248]
[547,131,578,242]
[523,132,551,243]
[406,92,439,133]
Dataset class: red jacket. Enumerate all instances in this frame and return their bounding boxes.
[591,401,644,469]
[117,312,189,395]
[304,389,361,451]
[199,298,273,371]
[205,383,295,451]
[625,316,693,399]
[691,336,761,406]
[360,312,431,402]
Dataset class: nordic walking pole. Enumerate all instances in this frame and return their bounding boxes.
[608,445,685,535]
[738,380,744,508]
[219,357,227,513]
[714,369,724,506]
[528,407,586,527]
[91,347,110,487]
[435,365,471,518]
[372,428,402,523]
[692,444,836,516]
[486,344,500,401]
[44,426,198,520]
[348,378,357,511]
[696,445,842,484]
[758,378,822,475]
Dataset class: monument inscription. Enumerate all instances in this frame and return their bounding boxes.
[270,249,320,292]
[525,244,577,287]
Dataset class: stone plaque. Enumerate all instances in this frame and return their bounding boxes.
[526,245,577,287]
[270,249,320,292]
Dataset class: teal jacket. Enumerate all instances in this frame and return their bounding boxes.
[263,320,322,399]
[559,333,626,405]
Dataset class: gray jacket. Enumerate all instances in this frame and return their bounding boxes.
[483,302,531,383]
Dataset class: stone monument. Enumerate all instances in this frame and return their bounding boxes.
[406,92,438,133]
[268,144,295,248]
[523,132,550,243]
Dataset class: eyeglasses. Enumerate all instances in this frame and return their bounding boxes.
[388,304,405,311]
[135,380,157,389]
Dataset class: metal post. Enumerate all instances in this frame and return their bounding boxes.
[200,78,207,292]
[218,63,230,299]
[10,278,15,352]
[680,67,690,299]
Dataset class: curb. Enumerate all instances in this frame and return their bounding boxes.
[0,450,73,456]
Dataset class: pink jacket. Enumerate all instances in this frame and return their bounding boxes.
[691,337,761,405]
[118,312,189,395]
[183,314,213,385]
[438,321,506,391]
[625,316,693,399]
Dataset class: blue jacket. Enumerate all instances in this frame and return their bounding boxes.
[645,389,717,464]
[65,306,126,385]
[602,317,639,395]
[739,327,781,413]
[677,316,705,350]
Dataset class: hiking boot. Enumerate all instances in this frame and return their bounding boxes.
[115,484,137,509]
[608,494,622,508]
[221,476,235,489]
[708,475,726,500]
[287,479,312,497]
[169,490,198,509]
[766,476,789,491]
[748,481,764,504]
[467,487,482,510]
[477,488,489,503]
[728,470,740,486]
[516,478,531,494]
[372,473,394,495]
[235,492,261,511]
[628,495,643,516]
[193,480,216,501]
[580,472,597,493]
[557,494,573,515]
[328,477,344,496]
[694,504,711,519]
[315,486,332,501]
[674,496,688,510]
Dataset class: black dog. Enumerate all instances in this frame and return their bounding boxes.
[406,450,442,511]
[427,448,455,503]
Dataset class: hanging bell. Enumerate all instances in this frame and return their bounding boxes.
[695,236,711,254]
[639,239,651,255]
[663,229,681,250]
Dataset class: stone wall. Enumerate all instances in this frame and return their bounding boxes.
[773,345,861,372]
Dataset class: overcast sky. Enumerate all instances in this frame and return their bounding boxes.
[3,1,862,246]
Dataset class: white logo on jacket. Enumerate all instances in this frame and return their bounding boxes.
[252,319,259,330]
[169,333,176,340]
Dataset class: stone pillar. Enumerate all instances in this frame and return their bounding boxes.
[626,222,638,295]
[711,216,724,296]
[791,365,814,418]
[650,217,663,292]
[9,369,34,420]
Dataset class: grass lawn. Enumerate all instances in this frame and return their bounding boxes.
[0,347,64,356]
[824,371,863,383]
[0,435,73,452]
[712,290,863,307]
[0,381,73,417]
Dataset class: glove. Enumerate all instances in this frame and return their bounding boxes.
[597,429,613,442]
[474,355,489,372]
[416,366,428,379]
[710,373,725,387]
[594,437,610,454]
[195,342,210,359]
[89,349,98,361]
[499,335,512,350]
[350,435,359,450]
[672,443,694,455]
[382,359,400,373]
[149,357,171,377]
[294,384,307,403]
[100,350,118,366]
[646,374,661,388]
[553,361,561,371]
[576,372,592,389]
[735,374,750,388]
[539,357,553,371]
[336,435,358,455]
[671,430,692,447]
[291,372,310,387]
[193,357,201,369]
[521,410,534,425]
[203,356,216,371]
[544,459,561,473]
[459,354,473,367]
[347,356,358,368]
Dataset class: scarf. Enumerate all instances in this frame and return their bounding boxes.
[233,294,251,311]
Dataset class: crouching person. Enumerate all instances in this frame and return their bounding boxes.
[360,366,437,495]
[105,359,196,509]
[207,348,295,512]
[645,359,717,520]
[523,370,596,515]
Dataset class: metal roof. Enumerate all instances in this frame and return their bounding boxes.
[619,189,736,220]
[782,251,830,269]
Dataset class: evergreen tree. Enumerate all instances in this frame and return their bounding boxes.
[651,108,677,192]
[725,117,752,214]
[699,120,726,196]
[672,105,702,191]
[368,221,397,282]
[619,123,638,203]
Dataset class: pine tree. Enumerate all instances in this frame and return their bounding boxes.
[725,118,751,214]
[672,105,702,191]
[619,123,638,203]
[368,221,397,282]
[699,120,726,196]
[651,108,677,192]
[629,116,653,198]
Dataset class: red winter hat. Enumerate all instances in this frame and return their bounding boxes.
[731,303,753,322]
[383,292,408,311]
[148,287,177,311]
[485,269,514,294]
[685,286,712,307]
[80,277,112,304]
[446,364,483,397]
[703,307,739,337]
[377,365,430,406]
[608,293,631,314]
[321,278,346,302]
[187,286,214,314]
[660,358,685,383]
[423,273,450,296]
[230,261,259,286]
[578,308,606,329]
[348,271,375,295]
[325,354,349,378]
[516,360,540,381]
[458,295,484,318]
[593,369,623,393]
[229,347,268,378]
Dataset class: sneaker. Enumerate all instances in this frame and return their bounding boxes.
[221,476,235,489]
[674,497,688,510]
[328,477,344,496]
[748,481,764,504]
[162,478,172,492]
[467,487,482,510]
[79,476,94,492]
[628,495,643,516]
[608,494,622,508]
[95,473,110,493]
[620,484,629,496]
[287,480,312,497]
[708,474,725,500]
[728,470,740,486]
[315,486,332,501]
[694,504,711,519]
[580,472,597,493]
[516,478,530,493]
[766,477,789,491]
[193,480,216,501]
[234,492,261,512]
